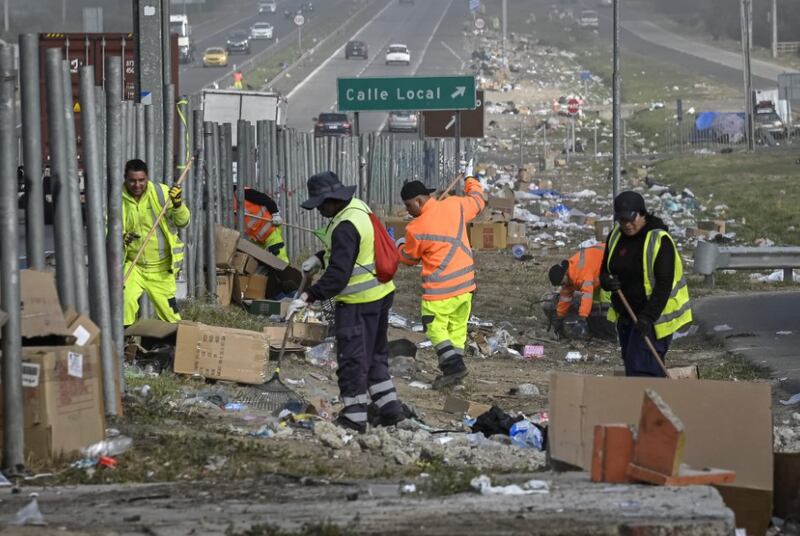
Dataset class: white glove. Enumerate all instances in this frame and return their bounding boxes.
[286,292,309,319]
[464,158,474,177]
[271,213,283,225]
[395,237,406,248]
[301,255,322,274]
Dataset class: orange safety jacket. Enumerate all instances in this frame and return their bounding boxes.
[399,177,486,301]
[234,192,277,244]
[557,243,606,319]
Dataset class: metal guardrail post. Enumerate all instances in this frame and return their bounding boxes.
[204,122,216,298]
[136,103,146,161]
[19,34,45,270]
[236,120,247,233]
[164,83,175,181]
[219,122,233,228]
[105,56,124,361]
[145,104,156,180]
[80,65,117,416]
[192,109,205,296]
[1,43,24,474]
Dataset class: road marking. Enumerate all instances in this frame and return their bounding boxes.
[441,40,464,66]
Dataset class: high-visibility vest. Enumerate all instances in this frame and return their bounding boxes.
[606,226,692,338]
[237,197,278,244]
[399,178,486,301]
[324,198,395,304]
[557,243,606,318]
[122,181,187,273]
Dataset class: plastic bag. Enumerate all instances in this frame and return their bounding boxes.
[12,497,46,526]
[81,435,133,458]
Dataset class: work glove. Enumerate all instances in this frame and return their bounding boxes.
[271,213,283,225]
[552,317,565,335]
[599,272,621,292]
[301,255,322,274]
[286,292,309,319]
[635,316,654,337]
[169,185,183,207]
[395,237,406,249]
[575,317,589,338]
[123,232,140,247]
[463,158,474,178]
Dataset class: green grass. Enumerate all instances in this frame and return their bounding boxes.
[418,460,481,496]
[181,299,271,331]
[700,352,769,382]
[652,153,800,245]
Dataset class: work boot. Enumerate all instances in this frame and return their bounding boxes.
[432,363,468,390]
[374,412,406,427]
[334,414,367,434]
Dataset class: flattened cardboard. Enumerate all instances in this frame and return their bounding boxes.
[236,238,289,271]
[469,222,507,250]
[214,225,240,268]
[713,484,772,536]
[230,251,250,274]
[246,299,289,318]
[548,373,772,491]
[64,308,101,347]
[0,345,106,460]
[19,269,71,339]
[124,319,178,338]
[173,321,269,384]
[773,452,800,519]
[442,396,491,419]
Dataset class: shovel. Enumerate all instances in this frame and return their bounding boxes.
[615,289,672,379]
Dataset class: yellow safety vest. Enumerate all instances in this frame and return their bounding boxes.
[606,226,692,338]
[324,198,395,304]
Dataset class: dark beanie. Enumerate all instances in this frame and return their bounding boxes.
[548,260,569,286]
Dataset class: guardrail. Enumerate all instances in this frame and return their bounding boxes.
[777,41,800,55]
[693,241,800,286]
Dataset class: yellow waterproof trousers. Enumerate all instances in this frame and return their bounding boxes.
[421,293,472,372]
[264,226,289,263]
[124,263,181,325]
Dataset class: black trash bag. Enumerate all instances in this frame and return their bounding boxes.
[471,406,524,437]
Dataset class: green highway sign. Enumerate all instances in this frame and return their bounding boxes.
[337,75,476,112]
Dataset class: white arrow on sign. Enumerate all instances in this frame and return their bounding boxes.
[451,86,466,99]
[445,114,456,131]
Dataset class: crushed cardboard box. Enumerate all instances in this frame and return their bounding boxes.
[470,222,508,250]
[64,308,101,347]
[20,269,72,340]
[442,396,491,419]
[215,225,240,268]
[236,238,289,271]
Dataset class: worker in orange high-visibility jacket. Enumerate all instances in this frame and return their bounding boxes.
[234,187,289,262]
[397,176,485,389]
[548,243,608,338]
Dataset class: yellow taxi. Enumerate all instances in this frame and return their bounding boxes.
[203,47,229,67]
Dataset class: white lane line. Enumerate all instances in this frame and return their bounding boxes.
[287,0,395,101]
[441,40,463,65]
[376,0,455,133]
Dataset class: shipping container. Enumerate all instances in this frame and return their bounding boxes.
[38,32,179,164]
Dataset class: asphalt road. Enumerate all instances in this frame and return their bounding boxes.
[285,0,471,134]
[694,292,800,394]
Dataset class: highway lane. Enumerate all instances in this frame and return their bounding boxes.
[285,0,458,133]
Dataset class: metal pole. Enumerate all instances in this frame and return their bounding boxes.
[1,43,24,474]
[221,122,233,228]
[164,84,175,181]
[204,122,216,298]
[192,109,205,296]
[136,103,146,160]
[19,34,45,270]
[612,0,621,197]
[772,0,778,58]
[236,120,247,232]
[80,65,116,416]
[454,111,461,174]
[741,0,755,152]
[145,104,156,179]
[3,0,8,33]
[105,56,124,359]
[45,49,76,308]
[62,60,90,315]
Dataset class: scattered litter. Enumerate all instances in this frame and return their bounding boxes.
[713,324,733,332]
[779,393,800,406]
[565,351,583,362]
[0,472,11,487]
[400,483,417,494]
[82,435,133,459]
[672,325,699,340]
[509,420,544,450]
[776,331,793,336]
[204,455,228,472]
[523,344,545,359]
[249,425,275,438]
[12,496,46,526]
[224,402,246,412]
[470,475,549,495]
[511,383,540,396]
[408,381,432,390]
[306,341,337,369]
[417,341,433,349]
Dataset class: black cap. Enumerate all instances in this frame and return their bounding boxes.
[400,180,436,201]
[301,171,356,210]
[613,191,646,221]
[548,260,569,286]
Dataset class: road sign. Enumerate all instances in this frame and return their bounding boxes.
[469,0,480,12]
[567,97,580,115]
[579,70,592,81]
[474,18,485,30]
[424,91,484,138]
[294,14,305,26]
[337,75,476,112]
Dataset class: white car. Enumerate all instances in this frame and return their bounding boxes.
[385,44,411,66]
[258,1,276,13]
[250,22,274,39]
[578,10,599,28]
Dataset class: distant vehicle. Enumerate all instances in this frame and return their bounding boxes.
[302,2,314,12]
[170,14,195,63]
[314,113,352,137]
[345,40,368,59]
[202,89,288,141]
[203,47,229,67]
[598,0,612,7]
[258,0,276,13]
[754,102,787,139]
[387,111,418,132]
[284,9,292,19]
[385,44,411,66]
[578,10,599,28]
[226,30,250,54]
[250,22,274,40]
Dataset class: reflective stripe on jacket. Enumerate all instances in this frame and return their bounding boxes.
[235,197,277,244]
[323,197,395,304]
[557,243,606,319]
[606,226,692,338]
[122,181,189,273]
[399,177,486,301]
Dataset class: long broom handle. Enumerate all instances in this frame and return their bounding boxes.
[123,157,195,285]
[436,172,465,200]
[615,289,672,379]
[241,210,317,234]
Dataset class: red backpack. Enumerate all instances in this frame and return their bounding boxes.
[368,212,399,283]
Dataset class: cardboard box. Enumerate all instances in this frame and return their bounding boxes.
[64,308,101,347]
[173,321,270,384]
[245,299,289,318]
[20,269,71,339]
[548,372,772,490]
[442,395,491,419]
[229,252,250,274]
[236,238,289,271]
[698,220,726,235]
[469,222,507,250]
[487,192,515,215]
[243,274,268,300]
[290,321,328,345]
[124,319,178,339]
[216,273,233,307]
[506,222,527,246]
[594,220,614,242]
[0,345,106,461]
[713,484,772,536]
[773,452,800,519]
[215,225,240,268]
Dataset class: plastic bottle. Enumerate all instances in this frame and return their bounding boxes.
[511,244,527,260]
[509,420,544,450]
[81,435,133,458]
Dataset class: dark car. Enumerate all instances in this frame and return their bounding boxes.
[314,113,352,137]
[345,40,368,59]
[226,30,250,54]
